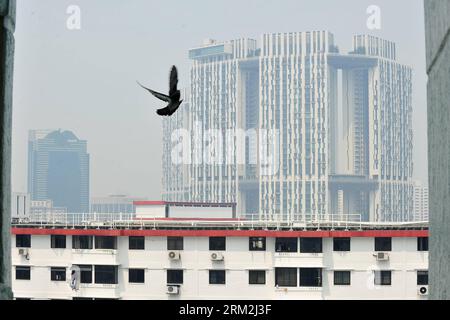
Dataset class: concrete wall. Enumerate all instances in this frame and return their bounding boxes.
[424,0,450,300]
[0,0,15,300]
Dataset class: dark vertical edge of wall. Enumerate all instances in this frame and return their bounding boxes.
[0,0,15,300]
[424,0,450,300]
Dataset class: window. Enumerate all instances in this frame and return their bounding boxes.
[333,238,351,251]
[275,268,297,287]
[72,236,93,249]
[51,235,66,249]
[374,237,392,251]
[374,271,391,285]
[16,234,31,248]
[300,238,322,253]
[129,236,145,250]
[249,237,266,251]
[167,237,184,250]
[167,269,183,284]
[16,266,30,280]
[209,270,226,284]
[275,238,298,252]
[78,265,93,283]
[94,265,118,284]
[129,269,145,283]
[95,236,117,249]
[300,268,322,287]
[209,237,226,251]
[418,237,428,251]
[249,270,266,284]
[51,267,66,281]
[334,271,351,285]
[417,271,428,285]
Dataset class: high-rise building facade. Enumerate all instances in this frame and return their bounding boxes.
[161,90,192,202]
[413,181,429,222]
[162,33,413,222]
[28,130,90,213]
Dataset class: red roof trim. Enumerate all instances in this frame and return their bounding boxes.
[11,228,428,238]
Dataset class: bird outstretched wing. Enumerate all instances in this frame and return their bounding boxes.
[137,81,170,102]
[169,65,178,97]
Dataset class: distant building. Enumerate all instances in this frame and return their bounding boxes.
[28,129,90,213]
[134,200,236,219]
[90,195,146,214]
[30,200,67,215]
[161,89,191,202]
[413,182,429,221]
[11,192,30,218]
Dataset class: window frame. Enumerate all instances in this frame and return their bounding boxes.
[15,266,31,280]
[333,238,351,252]
[209,237,226,251]
[167,237,184,250]
[167,269,184,285]
[417,237,428,251]
[275,267,297,287]
[300,237,322,253]
[374,237,392,252]
[78,264,93,284]
[94,265,118,285]
[94,236,117,250]
[374,270,392,286]
[16,234,31,248]
[249,270,266,285]
[209,270,226,285]
[275,237,298,253]
[50,267,66,281]
[299,268,322,287]
[51,235,66,249]
[72,235,93,250]
[333,270,351,286]
[249,237,266,251]
[129,236,145,250]
[128,268,145,284]
[417,270,428,285]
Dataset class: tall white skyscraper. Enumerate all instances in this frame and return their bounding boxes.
[162,33,414,222]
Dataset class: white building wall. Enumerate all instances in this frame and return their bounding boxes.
[12,233,428,300]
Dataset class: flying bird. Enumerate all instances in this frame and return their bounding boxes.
[137,65,183,116]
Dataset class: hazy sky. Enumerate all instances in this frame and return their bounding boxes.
[12,0,428,199]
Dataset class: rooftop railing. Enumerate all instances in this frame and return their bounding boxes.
[11,212,428,231]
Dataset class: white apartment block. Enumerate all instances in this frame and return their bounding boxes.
[11,217,428,300]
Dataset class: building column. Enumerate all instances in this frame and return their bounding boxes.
[424,0,450,300]
[0,0,16,300]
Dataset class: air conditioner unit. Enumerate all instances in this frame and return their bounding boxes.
[166,285,180,295]
[18,248,30,260]
[211,252,224,261]
[168,251,181,260]
[374,252,389,261]
[418,285,428,296]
